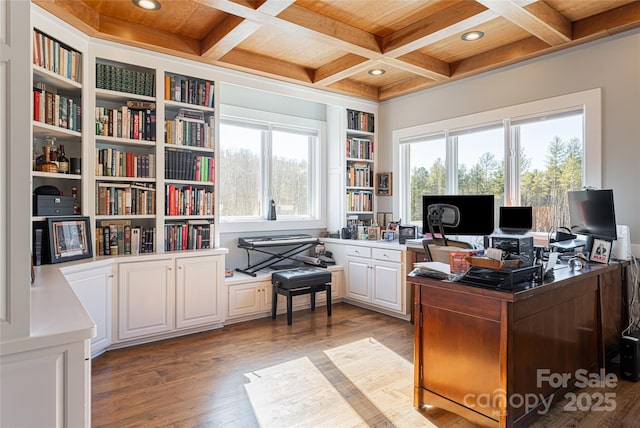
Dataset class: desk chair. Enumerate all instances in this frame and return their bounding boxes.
[425,204,473,249]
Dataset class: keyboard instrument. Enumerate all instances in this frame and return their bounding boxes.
[238,234,320,248]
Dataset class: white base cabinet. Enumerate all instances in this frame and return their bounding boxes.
[65,264,114,357]
[327,240,409,318]
[1,340,90,428]
[117,254,226,343]
[176,254,225,329]
[118,259,175,340]
[227,267,343,322]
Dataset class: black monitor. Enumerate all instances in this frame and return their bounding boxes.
[422,194,495,236]
[499,206,533,234]
[567,189,617,240]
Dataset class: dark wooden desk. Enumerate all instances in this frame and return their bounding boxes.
[408,259,626,427]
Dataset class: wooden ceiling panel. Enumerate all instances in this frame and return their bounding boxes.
[544,0,637,21]
[344,63,418,88]
[294,0,465,37]
[35,0,640,101]
[80,0,227,39]
[234,24,348,70]
[418,17,534,63]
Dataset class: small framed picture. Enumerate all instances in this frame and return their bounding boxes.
[368,226,380,241]
[376,172,392,196]
[47,216,93,263]
[589,238,612,264]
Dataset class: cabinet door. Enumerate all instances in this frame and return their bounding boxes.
[228,281,271,318]
[66,265,113,357]
[372,260,403,311]
[346,256,371,301]
[175,255,224,329]
[118,259,174,340]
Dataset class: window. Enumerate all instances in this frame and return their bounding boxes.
[394,89,601,234]
[219,106,322,228]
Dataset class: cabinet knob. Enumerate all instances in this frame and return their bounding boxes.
[108,274,114,278]
[178,266,183,270]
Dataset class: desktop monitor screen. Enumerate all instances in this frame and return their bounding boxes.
[567,189,617,240]
[499,206,533,234]
[422,194,495,236]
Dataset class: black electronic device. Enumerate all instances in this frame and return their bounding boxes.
[490,234,535,267]
[398,225,417,244]
[499,206,533,234]
[568,189,617,241]
[421,195,495,237]
[621,330,640,381]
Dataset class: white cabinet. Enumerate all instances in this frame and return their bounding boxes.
[227,279,273,319]
[65,264,114,357]
[175,254,224,329]
[117,254,225,342]
[227,267,343,322]
[340,243,408,316]
[118,259,174,340]
[1,340,89,428]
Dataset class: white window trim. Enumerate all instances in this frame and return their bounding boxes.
[219,104,326,234]
[392,88,602,221]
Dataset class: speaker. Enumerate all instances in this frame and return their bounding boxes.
[620,331,640,381]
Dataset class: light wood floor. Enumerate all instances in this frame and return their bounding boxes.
[92,303,640,427]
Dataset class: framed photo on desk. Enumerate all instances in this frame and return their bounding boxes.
[589,238,612,264]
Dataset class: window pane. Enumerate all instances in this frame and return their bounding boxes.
[518,114,583,232]
[456,127,504,203]
[219,123,262,217]
[406,137,446,226]
[272,130,310,216]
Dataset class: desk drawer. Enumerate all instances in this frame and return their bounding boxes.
[346,246,371,258]
[372,248,402,263]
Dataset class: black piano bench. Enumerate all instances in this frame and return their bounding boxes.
[271,267,332,325]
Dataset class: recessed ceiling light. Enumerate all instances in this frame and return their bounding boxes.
[461,31,484,41]
[132,0,161,10]
[368,69,386,76]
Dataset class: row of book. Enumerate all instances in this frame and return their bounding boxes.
[166,185,214,216]
[164,75,214,107]
[346,137,373,160]
[347,109,375,133]
[96,182,156,216]
[33,29,82,83]
[95,101,157,141]
[96,149,155,179]
[165,150,214,182]
[33,83,82,132]
[347,190,373,212]
[96,221,155,256]
[96,62,155,97]
[347,163,373,188]
[164,220,212,251]
[165,116,215,148]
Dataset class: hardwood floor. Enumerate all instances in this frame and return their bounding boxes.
[92,303,640,427]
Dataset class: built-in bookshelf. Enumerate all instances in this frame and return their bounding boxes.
[345,109,375,227]
[93,58,158,255]
[162,71,215,252]
[31,27,84,225]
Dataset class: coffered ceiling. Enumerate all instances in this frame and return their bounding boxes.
[34,0,640,101]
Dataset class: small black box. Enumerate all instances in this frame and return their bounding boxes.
[33,195,74,216]
[621,331,640,381]
[490,234,535,267]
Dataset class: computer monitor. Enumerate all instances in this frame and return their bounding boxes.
[499,206,533,234]
[567,189,617,241]
[422,194,495,236]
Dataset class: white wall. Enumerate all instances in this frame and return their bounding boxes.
[377,29,640,252]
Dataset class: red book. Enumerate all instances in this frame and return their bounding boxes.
[133,112,140,140]
[194,156,201,182]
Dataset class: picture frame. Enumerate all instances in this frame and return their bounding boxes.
[368,226,380,241]
[376,172,392,196]
[589,238,612,264]
[47,216,93,264]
